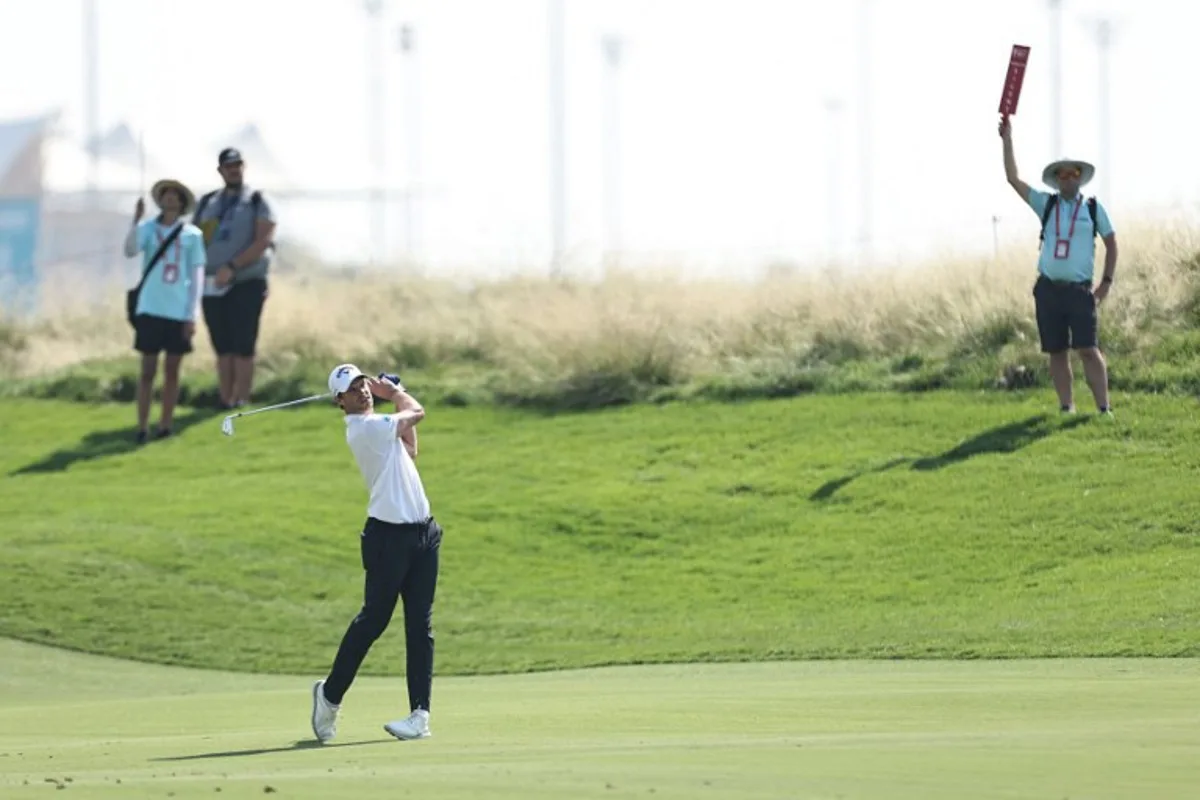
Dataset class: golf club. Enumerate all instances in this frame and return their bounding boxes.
[221,393,332,436]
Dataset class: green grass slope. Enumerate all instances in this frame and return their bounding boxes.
[3,639,1200,800]
[1,391,1199,676]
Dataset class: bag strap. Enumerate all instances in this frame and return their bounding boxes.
[1038,194,1058,244]
[192,189,274,250]
[249,190,276,252]
[193,188,260,220]
[192,190,217,223]
[1039,195,1100,243]
[135,222,184,292]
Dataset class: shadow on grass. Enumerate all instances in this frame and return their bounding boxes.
[810,413,1093,501]
[909,413,1091,471]
[9,407,222,477]
[810,457,912,501]
[150,738,394,762]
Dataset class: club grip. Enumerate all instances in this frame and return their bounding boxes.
[377,372,401,385]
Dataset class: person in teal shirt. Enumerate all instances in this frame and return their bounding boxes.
[123,179,207,443]
[999,116,1119,416]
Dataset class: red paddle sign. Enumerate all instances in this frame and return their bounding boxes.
[998,45,1031,116]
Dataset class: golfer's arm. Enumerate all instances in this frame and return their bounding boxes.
[391,389,420,455]
[388,385,422,420]
[392,408,425,435]
[390,387,422,413]
[399,426,418,458]
[1002,136,1031,200]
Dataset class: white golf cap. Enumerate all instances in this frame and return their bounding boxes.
[328,363,366,395]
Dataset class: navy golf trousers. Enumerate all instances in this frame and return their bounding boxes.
[323,516,442,711]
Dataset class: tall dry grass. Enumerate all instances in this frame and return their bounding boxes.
[5,215,1200,407]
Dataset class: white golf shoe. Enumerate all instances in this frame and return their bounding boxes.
[311,680,340,743]
[384,709,431,740]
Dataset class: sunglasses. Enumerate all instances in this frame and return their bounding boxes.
[1056,168,1082,180]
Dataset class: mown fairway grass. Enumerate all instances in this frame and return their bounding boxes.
[2,390,1199,675]
[2,638,1200,800]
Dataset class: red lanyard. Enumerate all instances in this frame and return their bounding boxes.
[155,224,182,266]
[1055,196,1084,240]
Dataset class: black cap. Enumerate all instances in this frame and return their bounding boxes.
[218,148,243,166]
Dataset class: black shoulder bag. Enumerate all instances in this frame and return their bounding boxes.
[126,223,184,327]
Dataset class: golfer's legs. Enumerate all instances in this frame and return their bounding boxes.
[400,525,441,712]
[324,528,406,705]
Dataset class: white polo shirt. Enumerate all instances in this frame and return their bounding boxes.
[344,412,431,524]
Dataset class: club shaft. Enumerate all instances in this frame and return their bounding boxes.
[231,394,330,419]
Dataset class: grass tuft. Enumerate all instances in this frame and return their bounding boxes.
[5,217,1200,410]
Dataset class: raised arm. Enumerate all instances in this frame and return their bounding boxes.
[392,389,425,439]
[399,419,418,459]
[366,377,425,437]
[999,116,1031,203]
[392,384,420,458]
[123,199,146,258]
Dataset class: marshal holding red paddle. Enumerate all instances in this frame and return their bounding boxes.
[995,42,1119,418]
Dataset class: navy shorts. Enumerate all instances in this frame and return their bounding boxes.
[1032,275,1098,353]
[133,314,192,356]
[202,278,267,357]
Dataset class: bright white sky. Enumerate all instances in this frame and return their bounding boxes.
[0,0,1192,277]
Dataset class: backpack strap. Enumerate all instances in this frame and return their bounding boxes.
[248,190,276,252]
[192,189,257,222]
[1039,195,1099,246]
[136,222,184,290]
[192,190,217,223]
[1038,194,1059,244]
[192,189,276,253]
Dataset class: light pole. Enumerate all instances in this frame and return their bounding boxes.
[364,0,387,266]
[397,22,421,270]
[548,0,566,277]
[82,0,99,208]
[824,97,844,263]
[601,34,623,276]
[1083,16,1118,202]
[1048,0,1064,157]
[856,0,873,265]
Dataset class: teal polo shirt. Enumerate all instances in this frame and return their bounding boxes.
[1027,187,1114,283]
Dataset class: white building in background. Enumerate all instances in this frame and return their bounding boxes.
[0,110,429,320]
[0,111,143,317]
[0,113,320,319]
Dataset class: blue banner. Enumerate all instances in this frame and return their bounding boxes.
[0,197,41,316]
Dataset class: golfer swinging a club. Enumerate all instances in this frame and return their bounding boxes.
[311,364,441,743]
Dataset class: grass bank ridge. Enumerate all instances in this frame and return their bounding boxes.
[4,218,1200,410]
